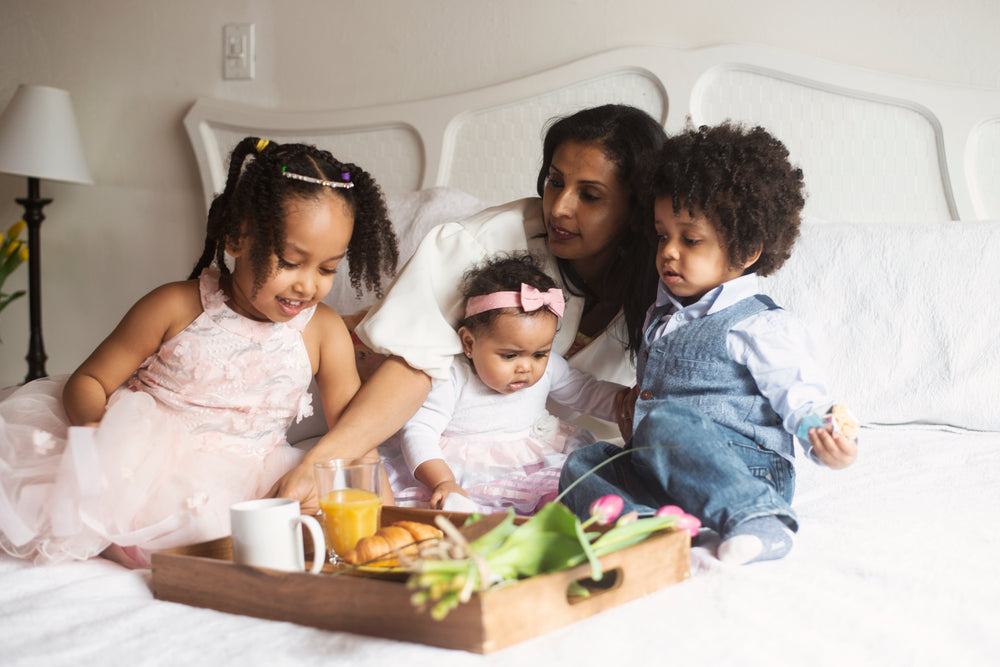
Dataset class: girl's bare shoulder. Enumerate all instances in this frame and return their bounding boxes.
[143,278,201,308]
[128,279,203,337]
[303,302,350,339]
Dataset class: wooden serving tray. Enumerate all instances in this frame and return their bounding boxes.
[151,506,690,654]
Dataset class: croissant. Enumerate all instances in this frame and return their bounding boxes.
[343,520,443,566]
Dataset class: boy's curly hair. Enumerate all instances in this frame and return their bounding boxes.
[653,122,805,276]
[190,137,399,298]
[459,251,558,333]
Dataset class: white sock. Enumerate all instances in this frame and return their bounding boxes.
[718,516,795,565]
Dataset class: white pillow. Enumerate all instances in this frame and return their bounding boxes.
[322,187,492,316]
[760,218,1000,431]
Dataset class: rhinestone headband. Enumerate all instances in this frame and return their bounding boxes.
[282,168,354,189]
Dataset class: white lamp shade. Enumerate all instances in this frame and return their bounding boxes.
[0,84,92,185]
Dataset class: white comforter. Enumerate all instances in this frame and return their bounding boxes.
[5,190,1000,665]
[3,426,998,666]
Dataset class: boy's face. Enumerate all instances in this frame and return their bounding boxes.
[653,198,751,305]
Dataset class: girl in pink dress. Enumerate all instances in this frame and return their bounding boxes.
[0,138,398,568]
[382,252,629,515]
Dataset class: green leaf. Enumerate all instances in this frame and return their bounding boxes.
[1,248,24,277]
[571,508,603,580]
[476,503,604,580]
[590,515,674,557]
[482,532,564,579]
[0,290,26,314]
[467,510,517,556]
[405,503,678,621]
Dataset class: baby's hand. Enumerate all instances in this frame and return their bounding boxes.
[429,481,469,510]
[615,386,638,440]
[808,427,858,469]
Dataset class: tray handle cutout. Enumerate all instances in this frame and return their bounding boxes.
[566,567,623,605]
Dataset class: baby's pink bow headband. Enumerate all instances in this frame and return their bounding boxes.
[465,283,565,318]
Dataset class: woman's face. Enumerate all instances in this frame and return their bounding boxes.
[541,140,630,281]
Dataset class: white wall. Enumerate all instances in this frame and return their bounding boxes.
[1,0,998,387]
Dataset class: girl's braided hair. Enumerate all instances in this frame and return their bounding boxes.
[189,137,399,297]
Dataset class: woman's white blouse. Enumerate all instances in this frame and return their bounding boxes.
[355,198,636,389]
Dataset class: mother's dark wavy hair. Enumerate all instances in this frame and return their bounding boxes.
[535,104,665,356]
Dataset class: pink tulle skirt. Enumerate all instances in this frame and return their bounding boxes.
[0,376,303,567]
[382,417,596,516]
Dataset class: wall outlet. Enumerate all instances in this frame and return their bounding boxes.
[223,24,254,80]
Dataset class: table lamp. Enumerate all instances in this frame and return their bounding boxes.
[0,84,92,382]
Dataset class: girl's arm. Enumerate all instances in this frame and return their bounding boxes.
[306,304,362,430]
[299,305,394,507]
[63,281,201,426]
[267,356,432,511]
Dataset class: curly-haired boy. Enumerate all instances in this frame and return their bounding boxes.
[559,122,859,565]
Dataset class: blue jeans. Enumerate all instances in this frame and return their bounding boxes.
[558,400,798,536]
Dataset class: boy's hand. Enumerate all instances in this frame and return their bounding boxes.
[429,481,469,510]
[808,427,858,469]
[615,386,638,440]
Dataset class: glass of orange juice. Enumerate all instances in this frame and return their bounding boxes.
[314,458,382,564]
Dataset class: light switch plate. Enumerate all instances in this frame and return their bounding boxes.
[223,24,254,80]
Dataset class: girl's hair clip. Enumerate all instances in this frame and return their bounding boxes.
[281,167,354,189]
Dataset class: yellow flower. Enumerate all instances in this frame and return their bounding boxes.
[6,220,25,240]
[3,240,26,260]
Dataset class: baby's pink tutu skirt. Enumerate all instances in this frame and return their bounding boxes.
[0,376,303,567]
[383,418,596,516]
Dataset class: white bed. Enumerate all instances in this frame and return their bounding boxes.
[3,45,1000,666]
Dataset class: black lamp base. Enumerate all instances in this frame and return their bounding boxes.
[17,176,50,383]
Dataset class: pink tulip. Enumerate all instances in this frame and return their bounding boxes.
[588,495,624,526]
[674,513,702,538]
[655,505,684,517]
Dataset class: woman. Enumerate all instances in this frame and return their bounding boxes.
[269,104,666,510]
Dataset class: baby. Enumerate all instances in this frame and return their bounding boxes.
[383,251,628,515]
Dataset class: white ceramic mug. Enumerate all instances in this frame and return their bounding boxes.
[230,498,325,574]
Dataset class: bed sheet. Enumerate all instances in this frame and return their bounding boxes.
[2,426,998,666]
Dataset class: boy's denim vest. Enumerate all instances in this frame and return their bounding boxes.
[633,295,793,458]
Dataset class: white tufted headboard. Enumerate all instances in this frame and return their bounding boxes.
[185,44,1000,222]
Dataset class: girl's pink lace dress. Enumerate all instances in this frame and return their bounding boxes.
[0,269,314,567]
